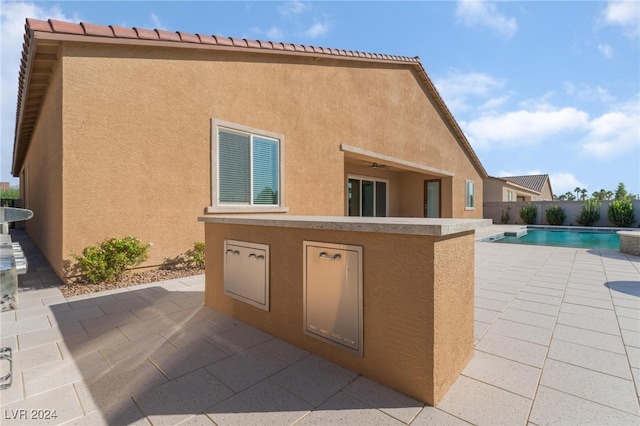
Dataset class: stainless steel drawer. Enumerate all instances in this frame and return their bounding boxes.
[303,241,363,356]
[224,240,269,311]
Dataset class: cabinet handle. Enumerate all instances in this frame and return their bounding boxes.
[226,249,240,255]
[319,252,341,260]
[248,253,265,260]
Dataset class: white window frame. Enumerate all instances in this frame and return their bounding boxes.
[347,174,389,217]
[208,119,287,213]
[465,180,475,210]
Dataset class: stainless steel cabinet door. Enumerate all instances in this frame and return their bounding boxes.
[224,240,269,311]
[304,241,363,355]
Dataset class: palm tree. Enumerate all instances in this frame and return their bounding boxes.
[598,189,608,200]
[574,187,582,199]
[606,191,613,200]
[580,188,588,200]
[566,192,576,201]
[557,193,566,200]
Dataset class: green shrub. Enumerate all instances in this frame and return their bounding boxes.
[576,199,601,226]
[545,204,566,226]
[74,236,150,283]
[187,242,205,268]
[608,199,635,227]
[519,203,537,225]
[500,206,511,224]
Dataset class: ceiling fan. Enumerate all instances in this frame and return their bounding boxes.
[371,162,390,169]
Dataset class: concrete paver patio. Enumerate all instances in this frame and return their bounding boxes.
[1,228,639,425]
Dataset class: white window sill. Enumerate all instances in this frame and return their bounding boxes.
[207,206,289,214]
[465,207,475,211]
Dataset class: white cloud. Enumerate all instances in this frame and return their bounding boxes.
[150,13,166,31]
[480,95,510,111]
[303,22,328,39]
[1,2,77,183]
[601,0,640,38]
[434,71,505,113]
[266,26,285,40]
[455,0,518,38]
[462,107,590,149]
[549,173,589,195]
[581,98,640,158]
[598,42,613,58]
[257,0,329,41]
[279,0,311,16]
[563,81,616,103]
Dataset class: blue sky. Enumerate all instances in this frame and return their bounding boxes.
[1,0,639,196]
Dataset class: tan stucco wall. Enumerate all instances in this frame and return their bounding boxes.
[55,41,483,275]
[539,182,553,201]
[204,223,475,405]
[22,61,64,278]
[483,178,506,202]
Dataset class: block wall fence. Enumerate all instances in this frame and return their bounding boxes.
[484,200,640,228]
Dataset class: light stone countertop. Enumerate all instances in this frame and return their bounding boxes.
[198,215,492,236]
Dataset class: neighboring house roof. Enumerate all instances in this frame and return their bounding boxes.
[491,174,553,196]
[12,18,488,178]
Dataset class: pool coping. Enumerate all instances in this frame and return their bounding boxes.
[476,225,634,247]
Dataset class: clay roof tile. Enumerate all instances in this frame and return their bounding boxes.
[156,29,181,42]
[81,22,114,37]
[230,37,246,47]
[49,19,84,35]
[213,36,233,46]
[25,18,52,33]
[177,31,200,43]
[500,175,549,193]
[134,27,159,40]
[245,39,260,48]
[110,25,138,39]
[197,34,217,45]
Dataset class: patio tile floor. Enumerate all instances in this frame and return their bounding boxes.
[1,227,639,425]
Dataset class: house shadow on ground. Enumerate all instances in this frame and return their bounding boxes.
[605,281,640,297]
[53,284,424,425]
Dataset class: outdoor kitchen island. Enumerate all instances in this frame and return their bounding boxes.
[198,215,491,406]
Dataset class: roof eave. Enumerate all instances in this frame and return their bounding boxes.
[11,27,36,177]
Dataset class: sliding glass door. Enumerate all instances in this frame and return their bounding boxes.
[348,177,387,217]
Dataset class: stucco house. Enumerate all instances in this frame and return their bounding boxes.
[12,18,487,281]
[483,174,553,202]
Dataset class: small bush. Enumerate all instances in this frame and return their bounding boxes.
[187,242,205,268]
[576,199,601,226]
[74,236,150,283]
[500,206,511,224]
[608,199,635,227]
[545,204,566,226]
[519,203,537,225]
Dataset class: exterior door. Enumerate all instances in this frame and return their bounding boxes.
[424,180,441,218]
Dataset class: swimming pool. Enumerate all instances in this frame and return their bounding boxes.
[488,227,620,250]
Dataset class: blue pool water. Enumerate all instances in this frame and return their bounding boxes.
[493,229,620,249]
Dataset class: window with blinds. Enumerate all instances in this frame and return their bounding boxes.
[218,128,280,206]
